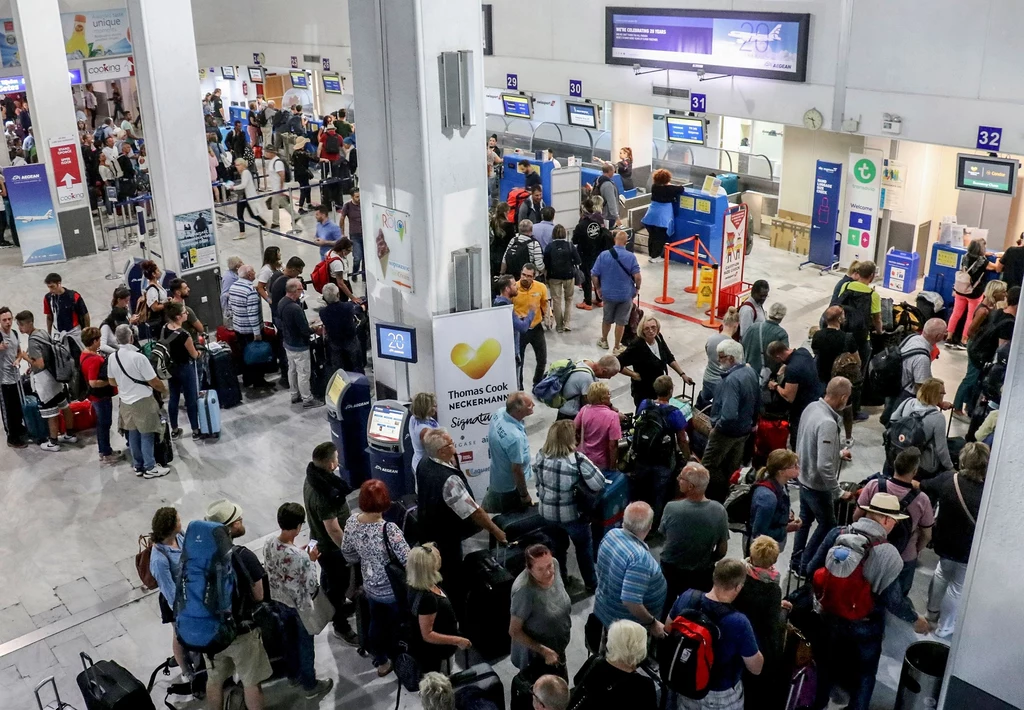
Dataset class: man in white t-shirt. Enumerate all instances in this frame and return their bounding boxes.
[264,146,302,234]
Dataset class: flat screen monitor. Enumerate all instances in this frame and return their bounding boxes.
[605,8,811,82]
[375,322,418,363]
[566,102,598,129]
[956,154,1019,198]
[289,70,307,88]
[501,93,532,119]
[247,66,263,83]
[68,69,83,85]
[368,405,405,443]
[325,375,347,409]
[322,74,343,94]
[665,116,706,145]
[221,66,236,80]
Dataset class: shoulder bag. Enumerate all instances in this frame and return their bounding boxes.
[382,523,409,612]
[572,453,603,518]
[298,586,334,636]
[953,474,977,525]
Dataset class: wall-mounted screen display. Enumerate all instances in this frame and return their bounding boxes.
[566,102,598,129]
[956,154,1019,197]
[221,66,236,80]
[68,69,83,85]
[290,70,307,88]
[665,116,706,145]
[368,405,405,443]
[605,8,810,82]
[247,66,263,83]
[322,74,343,94]
[375,323,418,363]
[501,94,532,119]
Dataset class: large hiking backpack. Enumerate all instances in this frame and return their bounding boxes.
[504,238,535,278]
[877,478,920,554]
[629,403,675,466]
[884,409,930,466]
[310,254,342,293]
[837,286,873,338]
[175,520,238,656]
[50,331,80,383]
[533,359,590,408]
[506,187,530,222]
[658,593,731,699]
[868,335,929,397]
[811,529,881,621]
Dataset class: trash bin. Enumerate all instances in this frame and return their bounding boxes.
[884,248,920,294]
[894,641,949,710]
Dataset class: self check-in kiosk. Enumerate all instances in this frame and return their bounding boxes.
[366,400,415,498]
[325,371,371,489]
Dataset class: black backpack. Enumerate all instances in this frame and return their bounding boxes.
[273,157,292,183]
[324,132,341,154]
[885,409,929,466]
[504,238,534,278]
[877,477,920,554]
[968,311,1013,369]
[868,335,929,397]
[838,286,873,337]
[630,403,675,466]
[547,240,575,279]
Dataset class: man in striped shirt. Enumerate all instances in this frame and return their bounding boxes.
[228,265,272,389]
[594,501,668,639]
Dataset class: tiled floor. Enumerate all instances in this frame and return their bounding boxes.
[0,227,965,709]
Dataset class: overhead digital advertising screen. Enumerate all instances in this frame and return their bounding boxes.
[665,116,706,145]
[956,154,1019,198]
[566,102,598,129]
[605,8,810,82]
[501,94,532,119]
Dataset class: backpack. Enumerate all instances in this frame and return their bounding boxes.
[953,257,982,295]
[255,109,268,127]
[892,302,924,333]
[324,131,341,154]
[504,237,534,278]
[877,478,920,554]
[831,351,862,384]
[724,479,776,531]
[837,285,874,337]
[135,535,158,590]
[310,254,342,293]
[273,157,292,183]
[811,529,882,621]
[630,403,675,466]
[547,240,575,279]
[50,331,80,383]
[175,520,239,656]
[884,409,930,466]
[142,332,174,381]
[657,593,733,699]
[532,359,590,408]
[506,187,530,222]
[868,335,929,396]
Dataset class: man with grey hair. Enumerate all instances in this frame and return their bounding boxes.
[228,264,271,389]
[106,323,169,478]
[594,501,668,638]
[532,675,569,710]
[278,278,320,408]
[555,354,621,421]
[703,338,760,503]
[485,391,536,513]
[419,672,454,710]
[501,218,544,277]
[742,300,789,376]
[318,281,364,374]
[220,255,244,317]
[880,316,949,425]
[659,463,729,616]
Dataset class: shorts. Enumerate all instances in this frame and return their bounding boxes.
[602,299,632,326]
[159,594,174,624]
[39,391,68,419]
[206,629,273,690]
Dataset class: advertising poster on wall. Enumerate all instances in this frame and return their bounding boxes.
[48,135,86,205]
[842,151,882,267]
[174,209,217,273]
[432,307,518,494]
[0,19,19,67]
[5,164,65,266]
[809,160,842,267]
[369,204,414,292]
[880,159,907,211]
[61,9,132,60]
[720,203,747,289]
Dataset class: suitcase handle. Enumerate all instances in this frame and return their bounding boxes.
[34,677,62,710]
[80,651,104,699]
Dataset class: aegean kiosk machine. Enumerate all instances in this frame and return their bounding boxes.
[325,370,372,489]
[366,400,415,498]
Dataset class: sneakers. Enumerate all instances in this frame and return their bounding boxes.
[305,679,334,698]
[649,256,663,263]
[952,410,970,422]
[191,430,203,440]
[100,452,125,464]
[563,324,572,332]
[597,338,609,349]
[843,437,855,449]
[171,428,184,441]
[331,626,359,646]
[556,327,564,334]
[58,433,77,444]
[575,302,593,311]
[291,395,303,404]
[376,661,393,678]
[142,465,172,479]
[270,223,281,229]
[854,411,870,422]
[302,399,325,409]
[232,232,247,240]
[612,344,626,356]
[40,441,61,452]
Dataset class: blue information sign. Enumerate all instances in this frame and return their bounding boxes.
[569,79,582,98]
[375,323,418,363]
[322,57,331,71]
[690,93,706,112]
[809,160,842,267]
[506,73,518,90]
[252,52,261,65]
[976,125,1002,151]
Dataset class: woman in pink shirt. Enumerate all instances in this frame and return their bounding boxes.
[574,382,622,471]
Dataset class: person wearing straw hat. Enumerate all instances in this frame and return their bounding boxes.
[805,491,930,710]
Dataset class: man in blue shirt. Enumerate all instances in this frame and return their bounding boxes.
[531,206,557,251]
[313,205,342,261]
[668,558,763,709]
[485,392,535,514]
[590,230,640,355]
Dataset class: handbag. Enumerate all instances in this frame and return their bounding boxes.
[382,523,409,611]
[297,587,335,636]
[572,453,602,518]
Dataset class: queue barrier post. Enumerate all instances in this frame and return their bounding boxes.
[701,264,722,329]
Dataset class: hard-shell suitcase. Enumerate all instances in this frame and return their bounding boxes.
[451,663,506,710]
[208,347,242,409]
[786,663,817,710]
[70,399,97,430]
[462,550,514,660]
[76,652,155,710]
[594,470,629,544]
[490,508,547,546]
[21,393,47,442]
[197,389,221,438]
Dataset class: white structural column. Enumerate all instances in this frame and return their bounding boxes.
[348,0,489,398]
[612,102,653,176]
[125,0,222,327]
[11,0,96,258]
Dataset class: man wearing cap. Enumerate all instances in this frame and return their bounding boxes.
[806,492,930,710]
[203,500,272,710]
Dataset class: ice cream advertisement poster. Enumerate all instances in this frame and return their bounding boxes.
[370,204,414,293]
[61,9,132,60]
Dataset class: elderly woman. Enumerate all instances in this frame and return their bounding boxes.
[229,157,267,237]
[318,282,364,373]
[731,535,789,710]
[921,442,988,639]
[641,168,687,264]
[534,420,605,592]
[342,480,411,677]
[406,543,471,673]
[574,382,621,471]
[510,544,572,682]
[617,315,693,408]
[419,673,455,710]
[699,306,740,408]
[954,279,1008,416]
[409,392,439,472]
[570,620,658,709]
[749,449,801,551]
[887,378,954,479]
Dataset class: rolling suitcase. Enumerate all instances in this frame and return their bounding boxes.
[76,652,155,710]
[197,389,221,439]
[592,470,629,549]
[753,417,790,468]
[70,400,97,430]
[208,347,242,409]
[511,671,535,710]
[462,550,514,660]
[451,663,506,710]
[34,676,74,709]
[21,393,48,442]
[490,508,547,547]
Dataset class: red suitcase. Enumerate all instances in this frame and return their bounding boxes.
[753,417,790,468]
[70,400,97,431]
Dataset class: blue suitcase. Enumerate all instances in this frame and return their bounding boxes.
[592,470,629,547]
[197,390,221,439]
[21,393,47,443]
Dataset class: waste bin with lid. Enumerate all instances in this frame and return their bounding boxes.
[894,641,949,710]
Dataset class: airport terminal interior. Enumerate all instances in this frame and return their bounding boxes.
[0,2,1022,710]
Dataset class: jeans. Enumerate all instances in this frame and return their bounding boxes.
[127,429,156,471]
[519,325,547,388]
[350,233,364,276]
[702,430,749,503]
[318,548,354,634]
[3,197,18,245]
[367,597,401,667]
[92,398,113,456]
[168,363,199,431]
[927,557,967,638]
[813,614,884,710]
[898,558,918,597]
[954,359,982,412]
[580,258,596,305]
[278,603,316,690]
[697,380,718,410]
[287,347,312,401]
[792,486,837,574]
[558,518,597,589]
[631,463,675,530]
[547,278,575,330]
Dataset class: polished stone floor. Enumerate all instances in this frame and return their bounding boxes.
[0,225,967,709]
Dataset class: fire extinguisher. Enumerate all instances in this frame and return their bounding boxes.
[242,81,248,96]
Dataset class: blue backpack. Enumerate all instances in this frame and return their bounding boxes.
[175,520,238,655]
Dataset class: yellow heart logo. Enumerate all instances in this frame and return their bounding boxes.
[450,339,501,380]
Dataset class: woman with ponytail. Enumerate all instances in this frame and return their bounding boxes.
[749,449,801,549]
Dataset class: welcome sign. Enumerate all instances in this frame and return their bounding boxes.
[841,151,881,267]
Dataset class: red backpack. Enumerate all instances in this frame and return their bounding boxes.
[657,593,731,699]
[506,187,530,222]
[310,254,341,293]
[811,529,883,621]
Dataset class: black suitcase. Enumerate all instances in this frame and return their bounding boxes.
[451,663,506,710]
[76,653,155,710]
[462,550,514,660]
[490,508,547,547]
[309,333,330,401]
[154,421,173,467]
[511,671,535,710]
[208,347,242,409]
[384,493,420,546]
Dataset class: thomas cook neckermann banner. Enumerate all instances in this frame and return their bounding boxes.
[5,164,65,266]
[432,306,518,494]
